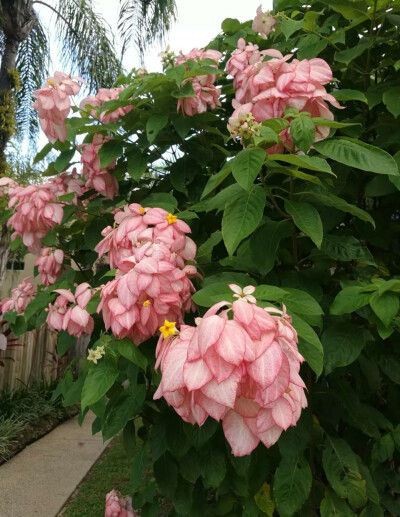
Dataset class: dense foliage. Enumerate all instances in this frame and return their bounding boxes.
[2,0,400,515]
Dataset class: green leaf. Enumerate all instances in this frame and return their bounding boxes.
[24,291,51,320]
[221,17,241,34]
[81,354,119,409]
[191,282,233,307]
[370,292,399,327]
[303,190,375,227]
[103,385,145,441]
[285,200,323,248]
[250,220,292,276]
[9,236,23,251]
[268,153,333,173]
[321,235,374,263]
[42,229,57,246]
[54,148,75,172]
[330,89,368,104]
[11,315,27,336]
[84,217,108,249]
[320,490,357,517]
[382,86,400,118]
[3,311,17,324]
[57,331,76,357]
[200,445,226,488]
[297,34,327,59]
[98,139,124,168]
[284,288,323,316]
[196,231,223,263]
[379,355,400,384]
[314,138,399,176]
[130,448,148,491]
[371,434,395,463]
[322,436,367,508]
[222,185,265,255]
[335,38,371,65]
[127,150,147,182]
[231,147,265,191]
[318,0,367,20]
[291,314,324,377]
[255,285,288,301]
[146,114,168,144]
[290,116,316,153]
[117,338,148,371]
[201,162,232,199]
[331,286,372,315]
[322,323,366,374]
[312,117,361,128]
[166,64,186,86]
[33,142,53,164]
[360,505,384,517]
[254,483,275,517]
[280,19,304,39]
[141,192,178,213]
[273,454,312,517]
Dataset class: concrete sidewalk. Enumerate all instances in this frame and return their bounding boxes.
[0,412,108,517]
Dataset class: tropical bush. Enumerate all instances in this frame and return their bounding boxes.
[1,0,400,515]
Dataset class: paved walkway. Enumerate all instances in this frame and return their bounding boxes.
[0,412,109,517]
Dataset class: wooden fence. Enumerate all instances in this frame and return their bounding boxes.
[0,326,59,391]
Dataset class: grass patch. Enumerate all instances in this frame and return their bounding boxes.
[0,381,73,463]
[60,436,131,517]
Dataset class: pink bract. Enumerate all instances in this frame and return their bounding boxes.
[154,288,307,456]
[35,248,64,286]
[80,87,134,124]
[105,489,137,517]
[0,277,35,315]
[252,5,276,39]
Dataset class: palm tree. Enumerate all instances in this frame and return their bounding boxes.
[0,0,176,282]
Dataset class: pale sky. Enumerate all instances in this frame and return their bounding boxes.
[37,0,273,74]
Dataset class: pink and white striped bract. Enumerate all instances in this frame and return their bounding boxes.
[175,48,222,116]
[34,248,64,286]
[226,38,342,152]
[98,256,196,345]
[105,489,137,517]
[0,277,35,315]
[78,133,118,199]
[47,283,94,338]
[32,71,84,143]
[154,286,307,456]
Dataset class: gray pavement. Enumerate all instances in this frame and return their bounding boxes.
[0,412,108,517]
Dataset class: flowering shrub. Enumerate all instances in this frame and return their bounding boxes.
[1,1,400,515]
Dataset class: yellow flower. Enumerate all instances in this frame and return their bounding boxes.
[142,299,151,307]
[139,206,145,214]
[166,213,177,225]
[159,320,177,338]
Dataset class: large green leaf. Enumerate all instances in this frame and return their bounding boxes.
[291,314,324,377]
[284,288,323,316]
[285,200,323,248]
[222,185,265,255]
[314,138,399,176]
[321,235,374,263]
[370,292,399,327]
[273,454,312,517]
[117,338,148,370]
[191,282,233,307]
[322,323,366,374]
[249,220,292,276]
[231,147,265,191]
[320,491,357,517]
[102,385,145,441]
[335,38,371,65]
[146,114,168,144]
[330,89,368,104]
[383,86,400,118]
[322,436,367,508]
[331,286,372,315]
[81,354,119,409]
[290,116,316,152]
[130,448,148,491]
[98,139,124,168]
[268,153,333,173]
[201,162,232,199]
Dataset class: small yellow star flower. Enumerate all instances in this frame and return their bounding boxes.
[159,320,177,338]
[166,213,177,225]
[143,299,151,307]
[139,206,145,214]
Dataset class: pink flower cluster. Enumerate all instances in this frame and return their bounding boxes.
[175,48,222,116]
[154,285,307,457]
[78,133,118,199]
[32,71,84,143]
[6,171,84,253]
[0,278,35,315]
[105,489,137,517]
[34,248,64,286]
[80,87,134,124]
[226,39,341,151]
[46,283,94,337]
[96,204,199,345]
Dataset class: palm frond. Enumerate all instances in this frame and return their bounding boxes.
[118,0,177,60]
[15,20,49,143]
[54,0,122,91]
